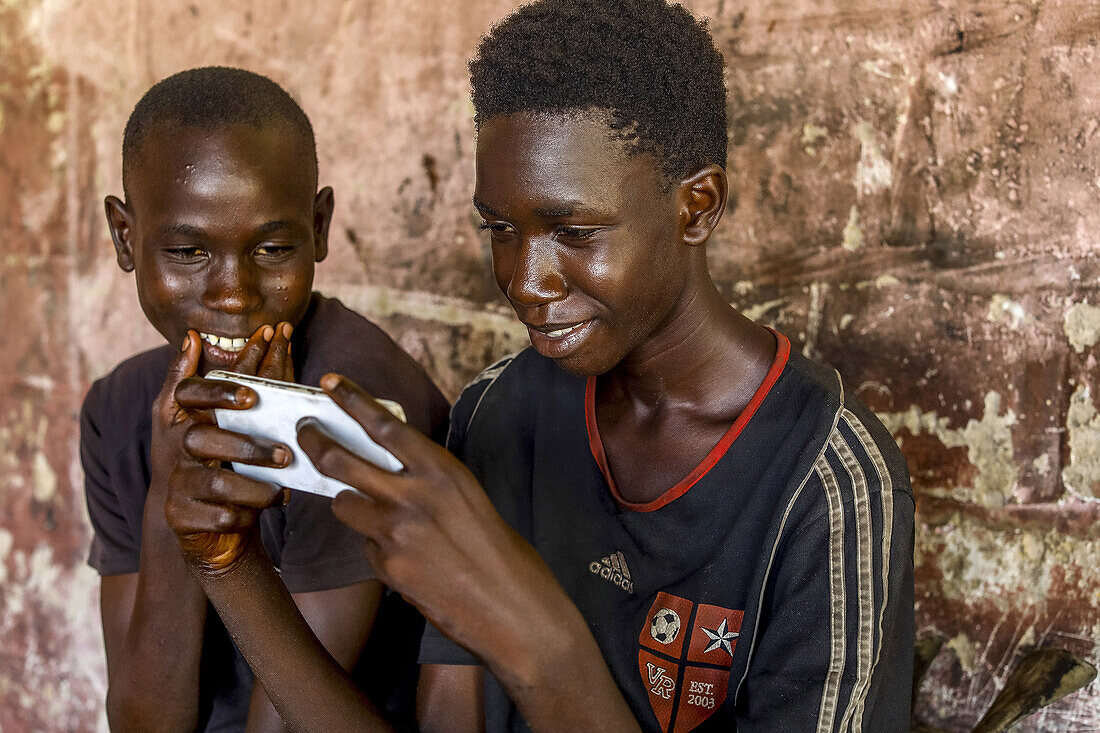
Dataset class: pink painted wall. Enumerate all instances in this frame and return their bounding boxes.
[1,0,1097,730]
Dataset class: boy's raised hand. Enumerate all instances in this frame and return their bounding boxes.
[296,374,588,675]
[161,330,290,574]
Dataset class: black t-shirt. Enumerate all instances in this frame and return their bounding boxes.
[421,334,914,732]
[82,293,449,732]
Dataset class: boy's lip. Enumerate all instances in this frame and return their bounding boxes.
[524,319,596,359]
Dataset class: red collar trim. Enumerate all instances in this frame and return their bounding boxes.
[585,331,791,512]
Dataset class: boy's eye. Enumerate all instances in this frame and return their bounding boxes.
[163,245,208,261]
[556,226,600,241]
[477,221,515,236]
[254,242,297,258]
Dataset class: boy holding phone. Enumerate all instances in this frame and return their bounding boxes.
[161,1,915,730]
[81,67,449,731]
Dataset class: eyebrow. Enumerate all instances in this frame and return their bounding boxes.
[472,199,502,218]
[472,198,596,219]
[158,222,205,237]
[533,205,576,218]
[155,220,297,238]
[255,220,296,237]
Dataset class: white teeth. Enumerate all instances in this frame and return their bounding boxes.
[545,324,581,338]
[199,332,245,352]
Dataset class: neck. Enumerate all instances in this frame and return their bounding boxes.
[602,274,776,417]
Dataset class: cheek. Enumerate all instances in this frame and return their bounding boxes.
[136,263,192,315]
[263,262,315,318]
[490,244,515,294]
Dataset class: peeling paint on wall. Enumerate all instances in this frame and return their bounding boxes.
[853,121,893,196]
[1064,302,1100,354]
[879,392,1018,508]
[842,205,864,251]
[1062,385,1100,500]
[988,294,1031,330]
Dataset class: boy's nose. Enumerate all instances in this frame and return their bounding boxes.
[201,259,263,314]
[505,237,566,308]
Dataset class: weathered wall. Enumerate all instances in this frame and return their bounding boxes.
[0,0,1096,730]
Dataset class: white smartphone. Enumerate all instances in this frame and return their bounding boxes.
[207,370,405,499]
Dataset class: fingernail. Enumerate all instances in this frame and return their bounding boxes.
[181,333,191,351]
[281,322,293,338]
[272,446,291,466]
[234,387,251,404]
[321,373,339,391]
[262,325,274,342]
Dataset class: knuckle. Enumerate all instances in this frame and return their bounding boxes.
[207,471,227,500]
[240,438,263,463]
[163,498,185,529]
[313,444,344,475]
[182,423,205,452]
[396,482,434,518]
[213,508,238,531]
[331,488,354,514]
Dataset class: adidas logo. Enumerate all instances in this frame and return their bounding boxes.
[589,551,634,594]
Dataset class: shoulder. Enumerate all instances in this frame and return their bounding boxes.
[82,345,174,430]
[776,351,913,536]
[297,294,400,371]
[297,293,449,437]
[447,348,560,454]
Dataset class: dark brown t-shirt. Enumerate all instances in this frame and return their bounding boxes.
[81,293,449,731]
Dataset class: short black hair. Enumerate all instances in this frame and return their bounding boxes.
[122,66,317,196]
[469,0,727,186]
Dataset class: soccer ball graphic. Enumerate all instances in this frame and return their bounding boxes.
[650,608,681,645]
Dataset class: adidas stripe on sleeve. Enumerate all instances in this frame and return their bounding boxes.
[736,407,914,732]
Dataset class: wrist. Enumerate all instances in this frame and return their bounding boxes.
[487,602,594,693]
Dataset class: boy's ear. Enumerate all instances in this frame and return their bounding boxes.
[104,195,136,272]
[677,165,728,247]
[312,186,335,263]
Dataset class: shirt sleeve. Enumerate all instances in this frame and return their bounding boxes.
[275,490,378,593]
[418,622,482,666]
[81,385,142,577]
[736,418,915,732]
[417,362,513,666]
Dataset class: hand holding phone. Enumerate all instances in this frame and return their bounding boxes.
[206,370,405,499]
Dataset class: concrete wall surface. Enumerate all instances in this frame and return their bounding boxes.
[1,0,1097,730]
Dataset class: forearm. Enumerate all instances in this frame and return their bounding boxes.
[107,495,208,731]
[195,547,391,733]
[482,600,641,733]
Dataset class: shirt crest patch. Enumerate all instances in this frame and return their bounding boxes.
[637,592,741,732]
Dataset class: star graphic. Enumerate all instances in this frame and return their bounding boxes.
[701,618,739,657]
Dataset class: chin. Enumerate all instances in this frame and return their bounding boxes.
[548,351,619,378]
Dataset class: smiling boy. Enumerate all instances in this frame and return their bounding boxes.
[159,3,914,731]
[81,67,448,731]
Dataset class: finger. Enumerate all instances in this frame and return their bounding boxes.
[186,465,284,509]
[297,418,407,505]
[183,423,292,468]
[155,331,203,421]
[282,338,295,382]
[258,322,293,380]
[176,377,257,411]
[330,488,384,538]
[165,493,258,535]
[320,373,430,468]
[230,325,275,375]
